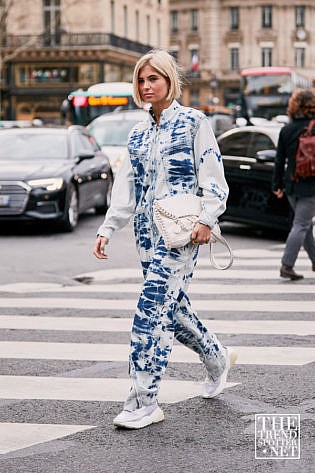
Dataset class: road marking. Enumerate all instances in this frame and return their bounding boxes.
[198,257,309,267]
[0,297,313,312]
[0,342,313,365]
[73,268,314,281]
[0,375,238,404]
[0,316,314,336]
[1,282,315,294]
[0,423,95,455]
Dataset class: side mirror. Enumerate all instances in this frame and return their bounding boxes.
[76,150,95,162]
[256,149,276,162]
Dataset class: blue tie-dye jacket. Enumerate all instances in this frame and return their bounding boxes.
[97,100,229,243]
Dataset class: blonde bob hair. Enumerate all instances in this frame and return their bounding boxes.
[133,49,182,107]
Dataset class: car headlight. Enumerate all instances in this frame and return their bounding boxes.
[27,178,64,191]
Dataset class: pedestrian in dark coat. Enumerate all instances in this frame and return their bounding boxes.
[272,88,315,280]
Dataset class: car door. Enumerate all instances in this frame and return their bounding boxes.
[247,132,292,229]
[71,130,104,211]
[219,130,258,222]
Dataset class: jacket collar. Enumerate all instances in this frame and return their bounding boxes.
[148,100,180,126]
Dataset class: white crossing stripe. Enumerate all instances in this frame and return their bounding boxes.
[224,248,301,258]
[0,245,312,455]
[197,257,310,267]
[0,316,314,336]
[0,423,95,455]
[0,297,313,312]
[0,342,314,365]
[1,282,315,294]
[73,268,314,281]
[0,375,238,404]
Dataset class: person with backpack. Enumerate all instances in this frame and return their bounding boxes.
[272,88,315,280]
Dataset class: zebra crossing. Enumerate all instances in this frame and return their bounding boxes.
[0,245,314,455]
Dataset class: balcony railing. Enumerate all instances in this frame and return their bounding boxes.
[185,70,201,80]
[1,32,152,55]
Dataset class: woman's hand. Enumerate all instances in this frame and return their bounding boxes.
[94,236,109,259]
[191,223,211,245]
[273,189,284,199]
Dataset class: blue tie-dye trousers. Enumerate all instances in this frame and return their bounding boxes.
[124,236,227,411]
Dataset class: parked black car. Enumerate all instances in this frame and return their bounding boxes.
[0,126,113,231]
[217,124,293,232]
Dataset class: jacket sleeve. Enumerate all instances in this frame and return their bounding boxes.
[96,153,136,240]
[194,117,229,228]
[272,127,286,191]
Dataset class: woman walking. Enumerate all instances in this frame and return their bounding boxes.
[94,49,236,429]
[272,88,315,280]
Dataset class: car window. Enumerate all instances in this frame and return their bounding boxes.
[218,132,251,157]
[72,132,95,155]
[89,119,141,146]
[89,134,101,152]
[248,133,275,158]
[0,133,68,160]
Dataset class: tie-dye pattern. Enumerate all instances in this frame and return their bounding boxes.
[97,101,229,410]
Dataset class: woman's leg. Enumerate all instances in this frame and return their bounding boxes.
[174,291,227,381]
[124,240,226,411]
[302,197,315,264]
[282,196,315,268]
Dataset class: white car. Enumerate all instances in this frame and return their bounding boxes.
[88,109,148,176]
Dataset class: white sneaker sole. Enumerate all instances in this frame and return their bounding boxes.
[202,349,238,399]
[113,407,165,429]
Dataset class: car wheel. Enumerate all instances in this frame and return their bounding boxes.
[95,173,113,215]
[59,184,79,232]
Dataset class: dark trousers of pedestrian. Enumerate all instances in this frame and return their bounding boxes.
[282,195,315,268]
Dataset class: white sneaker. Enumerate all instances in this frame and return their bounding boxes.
[202,348,237,399]
[113,403,165,429]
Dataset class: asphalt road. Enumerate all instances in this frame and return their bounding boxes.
[0,213,314,473]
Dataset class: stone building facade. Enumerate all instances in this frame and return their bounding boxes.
[1,0,315,121]
[0,0,168,121]
[170,0,315,112]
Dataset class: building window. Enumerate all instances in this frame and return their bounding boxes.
[146,15,151,44]
[230,48,239,71]
[170,50,178,62]
[295,6,305,28]
[262,6,272,28]
[230,7,239,30]
[262,48,272,66]
[43,0,61,46]
[123,5,127,37]
[16,64,90,87]
[190,88,200,107]
[190,9,198,32]
[170,11,178,33]
[110,1,115,34]
[190,49,199,71]
[295,48,305,67]
[135,10,139,41]
[0,0,7,47]
[104,63,122,82]
[157,19,161,47]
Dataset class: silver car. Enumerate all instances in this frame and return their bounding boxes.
[88,109,148,176]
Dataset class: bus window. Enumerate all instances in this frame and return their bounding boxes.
[240,67,312,121]
[61,82,139,126]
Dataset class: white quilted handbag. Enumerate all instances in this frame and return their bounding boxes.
[153,194,233,270]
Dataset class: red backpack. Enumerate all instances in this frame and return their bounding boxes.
[294,119,315,180]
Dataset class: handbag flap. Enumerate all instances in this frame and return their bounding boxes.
[154,194,201,218]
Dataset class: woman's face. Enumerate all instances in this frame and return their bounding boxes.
[138,64,170,108]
